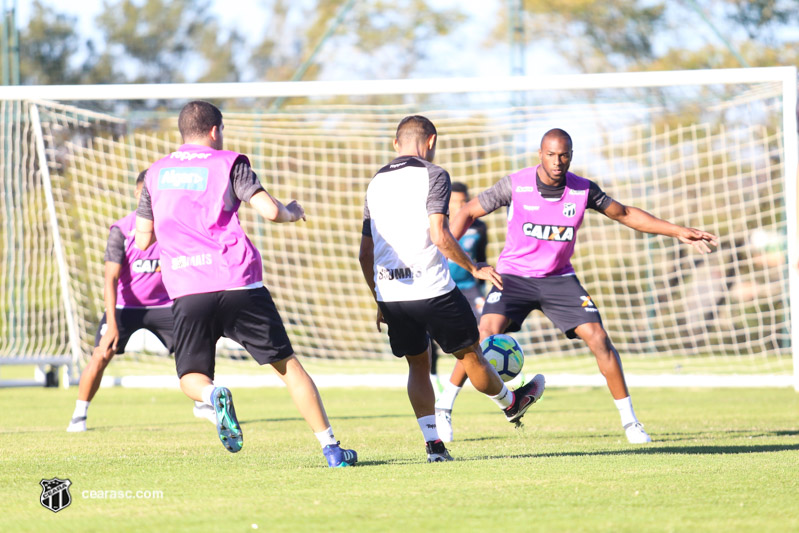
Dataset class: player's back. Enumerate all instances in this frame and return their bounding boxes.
[365,155,454,302]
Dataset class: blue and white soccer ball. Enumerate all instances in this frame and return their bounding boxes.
[480,334,524,382]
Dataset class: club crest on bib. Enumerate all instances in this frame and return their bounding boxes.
[40,478,72,513]
[563,203,576,218]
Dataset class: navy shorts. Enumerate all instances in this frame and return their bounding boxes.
[378,288,480,357]
[94,307,174,354]
[172,287,294,379]
[482,274,602,339]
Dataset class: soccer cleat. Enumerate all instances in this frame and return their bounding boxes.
[323,442,358,467]
[504,373,545,425]
[211,387,243,453]
[624,422,652,444]
[66,416,87,433]
[435,408,453,443]
[425,439,454,462]
[193,401,217,424]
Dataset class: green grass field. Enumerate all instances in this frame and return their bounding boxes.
[2,384,798,532]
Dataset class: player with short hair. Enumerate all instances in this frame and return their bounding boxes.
[435,128,718,444]
[67,171,214,432]
[359,115,545,462]
[135,101,356,466]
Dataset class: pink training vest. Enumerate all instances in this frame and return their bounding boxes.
[496,165,590,278]
[111,212,172,308]
[146,144,263,299]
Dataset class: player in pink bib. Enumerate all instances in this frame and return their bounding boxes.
[134,101,356,466]
[66,171,199,432]
[435,128,718,444]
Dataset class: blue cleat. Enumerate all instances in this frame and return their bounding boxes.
[322,442,358,467]
[211,387,243,453]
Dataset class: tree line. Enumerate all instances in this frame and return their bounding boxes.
[14,0,799,89]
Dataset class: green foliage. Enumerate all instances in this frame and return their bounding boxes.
[1,386,797,532]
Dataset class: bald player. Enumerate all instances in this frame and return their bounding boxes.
[435,128,718,444]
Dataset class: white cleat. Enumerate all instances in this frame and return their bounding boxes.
[193,402,217,424]
[625,422,652,443]
[66,417,87,432]
[435,408,453,443]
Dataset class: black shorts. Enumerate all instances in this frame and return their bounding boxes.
[94,307,175,355]
[482,274,602,339]
[172,287,294,379]
[378,288,479,357]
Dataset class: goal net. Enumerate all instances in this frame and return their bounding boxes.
[1,67,797,388]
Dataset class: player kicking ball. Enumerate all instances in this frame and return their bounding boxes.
[359,115,545,462]
[67,171,215,432]
[435,128,718,444]
[135,101,356,467]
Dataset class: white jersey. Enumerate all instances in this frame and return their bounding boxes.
[363,155,456,302]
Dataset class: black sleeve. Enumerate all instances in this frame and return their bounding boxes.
[587,180,613,212]
[103,226,126,264]
[136,182,153,221]
[477,175,513,213]
[426,165,451,216]
[362,198,372,237]
[231,156,265,203]
[474,220,488,264]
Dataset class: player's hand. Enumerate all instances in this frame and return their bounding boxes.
[677,227,718,254]
[93,327,119,360]
[286,200,306,222]
[472,262,503,290]
[375,307,387,332]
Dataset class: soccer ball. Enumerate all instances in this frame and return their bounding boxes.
[480,334,524,382]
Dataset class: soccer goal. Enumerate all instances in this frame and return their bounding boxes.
[1,66,796,389]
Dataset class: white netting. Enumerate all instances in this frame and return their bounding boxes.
[1,71,795,379]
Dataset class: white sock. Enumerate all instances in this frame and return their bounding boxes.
[489,385,514,410]
[417,415,439,442]
[194,401,206,409]
[435,382,462,410]
[72,400,89,419]
[201,385,216,406]
[614,396,638,427]
[314,427,337,448]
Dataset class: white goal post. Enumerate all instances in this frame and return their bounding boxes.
[0,66,796,389]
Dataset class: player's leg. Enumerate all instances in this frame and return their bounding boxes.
[173,292,244,453]
[451,341,545,425]
[379,299,452,462]
[143,306,214,424]
[223,287,356,466]
[436,275,531,440]
[270,354,357,467]
[540,275,651,443]
[431,289,545,426]
[428,341,443,395]
[573,322,650,443]
[67,310,132,432]
[404,347,452,462]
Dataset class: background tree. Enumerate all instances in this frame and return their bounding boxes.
[249,0,467,82]
[94,0,242,83]
[18,0,97,84]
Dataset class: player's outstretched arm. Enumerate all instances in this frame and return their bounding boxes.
[602,200,719,254]
[430,213,502,289]
[249,190,306,223]
[450,197,489,240]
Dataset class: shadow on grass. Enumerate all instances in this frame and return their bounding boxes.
[460,442,799,462]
